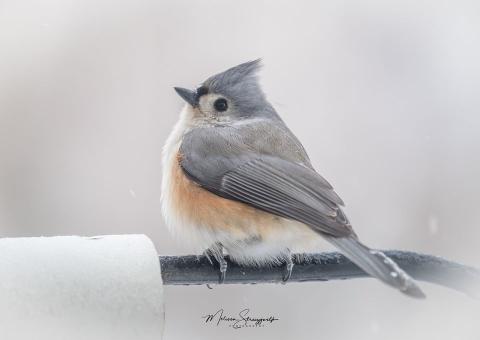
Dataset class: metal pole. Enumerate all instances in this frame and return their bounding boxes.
[159,251,480,297]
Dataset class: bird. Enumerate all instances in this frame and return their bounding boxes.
[161,59,425,298]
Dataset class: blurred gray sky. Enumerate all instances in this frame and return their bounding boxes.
[1,0,479,339]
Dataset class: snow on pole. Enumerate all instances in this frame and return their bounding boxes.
[0,235,164,340]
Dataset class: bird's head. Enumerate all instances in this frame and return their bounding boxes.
[174,59,269,122]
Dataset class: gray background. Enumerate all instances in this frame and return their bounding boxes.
[1,0,479,339]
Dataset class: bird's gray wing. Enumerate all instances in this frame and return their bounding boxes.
[179,127,354,237]
[179,126,425,297]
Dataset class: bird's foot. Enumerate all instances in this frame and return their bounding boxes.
[218,256,227,284]
[204,242,227,284]
[282,250,294,284]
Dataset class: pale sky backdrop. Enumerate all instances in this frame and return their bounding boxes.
[1,1,479,339]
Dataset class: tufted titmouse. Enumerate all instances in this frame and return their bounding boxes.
[162,60,424,298]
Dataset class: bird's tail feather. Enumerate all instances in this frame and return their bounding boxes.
[325,235,426,298]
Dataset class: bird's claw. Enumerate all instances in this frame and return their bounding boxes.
[204,243,228,284]
[282,251,294,284]
[219,259,227,284]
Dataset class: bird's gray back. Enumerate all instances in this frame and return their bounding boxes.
[180,117,312,183]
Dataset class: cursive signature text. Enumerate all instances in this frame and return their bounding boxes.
[202,308,279,329]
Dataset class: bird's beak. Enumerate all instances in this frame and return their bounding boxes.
[174,87,197,107]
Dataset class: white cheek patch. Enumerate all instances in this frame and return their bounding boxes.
[198,93,219,115]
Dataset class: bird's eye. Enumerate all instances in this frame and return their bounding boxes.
[213,98,228,112]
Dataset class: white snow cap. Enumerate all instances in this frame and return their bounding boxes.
[0,235,164,340]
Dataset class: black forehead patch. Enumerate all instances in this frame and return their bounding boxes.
[196,85,209,98]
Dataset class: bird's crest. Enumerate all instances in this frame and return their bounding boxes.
[202,59,265,110]
[203,59,262,91]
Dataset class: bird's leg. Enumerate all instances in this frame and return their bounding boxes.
[218,245,228,284]
[282,249,294,284]
[203,242,227,284]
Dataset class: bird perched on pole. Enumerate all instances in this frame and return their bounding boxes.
[161,59,425,298]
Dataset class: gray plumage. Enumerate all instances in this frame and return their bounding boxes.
[174,59,425,298]
[180,123,352,237]
[203,59,267,113]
